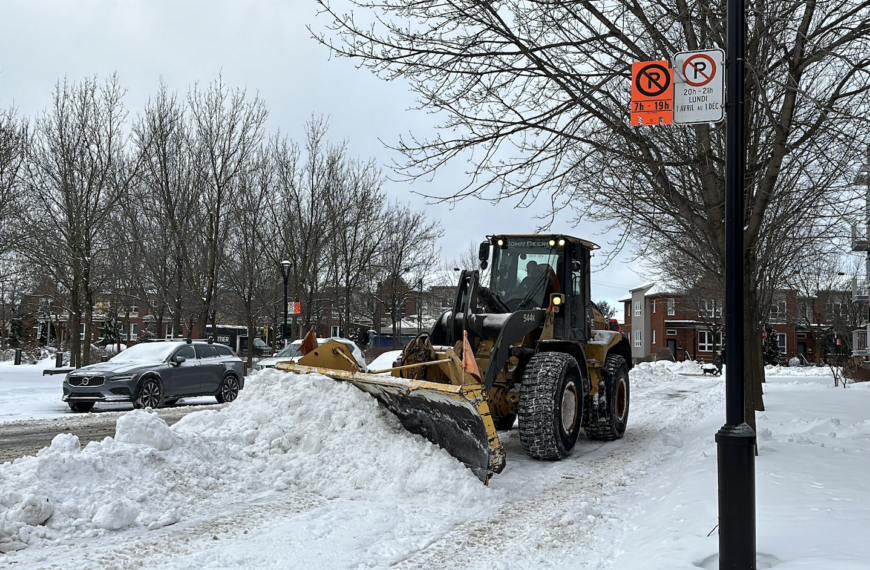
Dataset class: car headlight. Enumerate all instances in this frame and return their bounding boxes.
[109,374,139,382]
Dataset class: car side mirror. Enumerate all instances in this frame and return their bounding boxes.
[174,355,187,366]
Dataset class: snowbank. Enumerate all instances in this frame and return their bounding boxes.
[765,364,836,377]
[0,369,489,552]
[633,359,706,380]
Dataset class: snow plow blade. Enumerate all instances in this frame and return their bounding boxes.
[275,342,506,483]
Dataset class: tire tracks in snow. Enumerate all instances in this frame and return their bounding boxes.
[388,375,723,569]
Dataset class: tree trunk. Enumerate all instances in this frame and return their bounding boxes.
[245,316,255,367]
[743,282,766,436]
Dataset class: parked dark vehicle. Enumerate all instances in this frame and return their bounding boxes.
[62,340,246,412]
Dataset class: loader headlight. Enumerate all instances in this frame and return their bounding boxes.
[558,238,565,246]
[549,239,555,246]
[497,239,504,247]
[552,296,562,306]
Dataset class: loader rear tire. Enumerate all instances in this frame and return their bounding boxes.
[586,354,630,441]
[518,352,583,460]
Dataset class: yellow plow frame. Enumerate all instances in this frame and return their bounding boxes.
[276,340,506,483]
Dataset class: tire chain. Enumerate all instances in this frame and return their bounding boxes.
[584,354,626,441]
[518,352,575,459]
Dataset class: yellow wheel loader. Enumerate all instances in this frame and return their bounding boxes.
[278,235,633,483]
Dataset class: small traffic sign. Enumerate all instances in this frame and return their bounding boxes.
[673,49,724,124]
[631,60,674,126]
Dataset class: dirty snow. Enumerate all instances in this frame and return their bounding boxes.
[1,358,868,569]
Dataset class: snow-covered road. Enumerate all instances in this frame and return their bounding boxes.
[2,360,869,569]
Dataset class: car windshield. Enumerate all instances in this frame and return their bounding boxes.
[272,339,354,359]
[109,342,177,363]
[491,237,564,311]
[274,342,302,358]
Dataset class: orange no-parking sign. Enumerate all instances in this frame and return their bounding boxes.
[631,60,674,126]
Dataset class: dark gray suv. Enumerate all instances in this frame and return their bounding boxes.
[62,340,246,412]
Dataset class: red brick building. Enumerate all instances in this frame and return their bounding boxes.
[621,283,840,364]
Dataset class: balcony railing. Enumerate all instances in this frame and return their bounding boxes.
[853,327,869,357]
[853,277,869,304]
[852,225,869,252]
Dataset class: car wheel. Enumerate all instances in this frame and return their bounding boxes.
[68,401,95,413]
[216,375,240,404]
[134,377,163,409]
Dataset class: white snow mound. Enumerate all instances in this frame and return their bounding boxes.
[0,368,489,550]
[92,499,138,530]
[115,409,177,450]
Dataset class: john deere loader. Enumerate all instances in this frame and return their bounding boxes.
[277,234,632,483]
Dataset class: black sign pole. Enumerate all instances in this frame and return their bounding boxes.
[718,0,757,567]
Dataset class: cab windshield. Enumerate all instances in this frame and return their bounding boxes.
[491,238,564,310]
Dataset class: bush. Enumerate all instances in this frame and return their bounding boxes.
[655,347,674,361]
[843,357,870,383]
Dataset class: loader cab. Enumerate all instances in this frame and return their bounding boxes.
[486,234,596,341]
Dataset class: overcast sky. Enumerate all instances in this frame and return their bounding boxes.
[0,0,648,319]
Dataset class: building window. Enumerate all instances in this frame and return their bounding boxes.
[129,323,138,341]
[330,325,340,337]
[699,299,722,319]
[653,300,656,313]
[770,299,787,324]
[797,332,806,339]
[634,330,642,347]
[652,330,656,344]
[79,323,86,341]
[666,329,677,336]
[667,298,675,316]
[634,302,641,317]
[165,327,174,340]
[698,330,723,352]
[778,333,787,354]
[825,302,844,321]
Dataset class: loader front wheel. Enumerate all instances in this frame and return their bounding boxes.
[586,354,630,441]
[518,352,583,460]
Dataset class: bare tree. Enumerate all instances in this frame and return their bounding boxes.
[185,77,267,338]
[0,108,27,258]
[369,204,443,347]
[265,118,337,341]
[324,153,388,340]
[223,150,273,365]
[312,0,870,430]
[22,76,138,367]
[133,82,199,340]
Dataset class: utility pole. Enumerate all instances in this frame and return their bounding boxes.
[718,0,757,567]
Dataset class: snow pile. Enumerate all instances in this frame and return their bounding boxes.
[633,359,705,382]
[612,371,870,569]
[765,364,835,377]
[0,369,489,551]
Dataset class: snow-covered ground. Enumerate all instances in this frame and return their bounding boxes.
[0,358,218,423]
[1,358,868,569]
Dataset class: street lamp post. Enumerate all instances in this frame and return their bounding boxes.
[718,0,756,567]
[280,260,291,348]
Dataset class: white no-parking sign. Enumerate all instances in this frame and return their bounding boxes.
[673,49,724,124]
